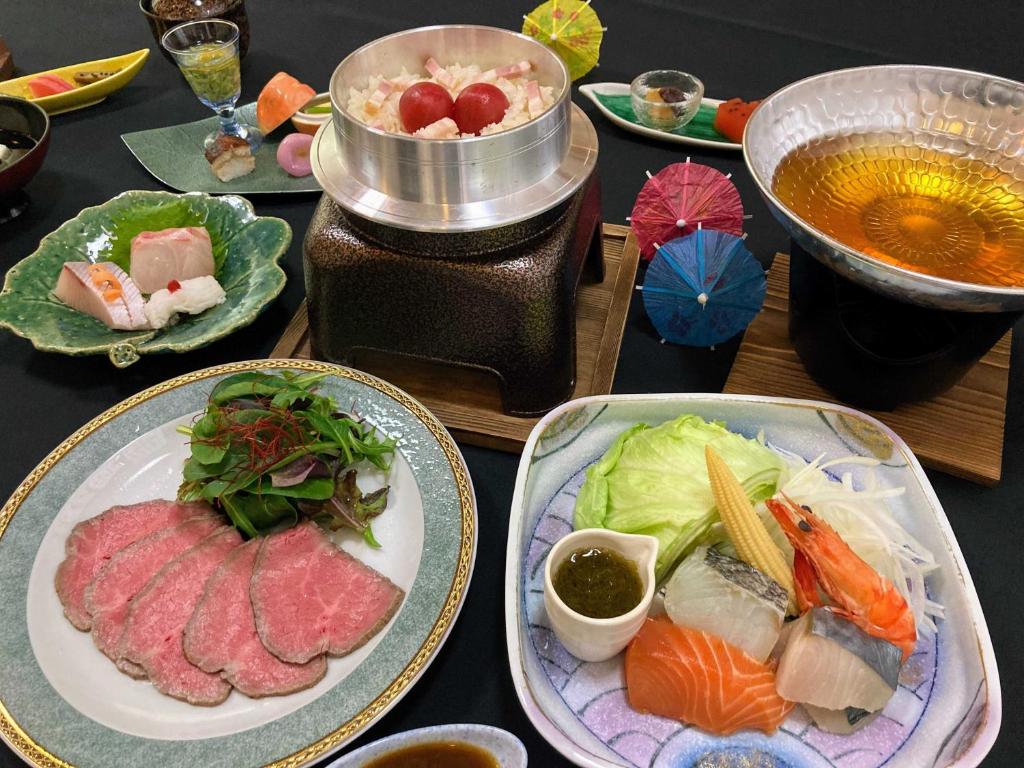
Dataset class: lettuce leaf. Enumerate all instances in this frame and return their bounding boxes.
[574,414,784,581]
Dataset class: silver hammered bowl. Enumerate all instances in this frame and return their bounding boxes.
[317,24,597,232]
[744,65,1024,312]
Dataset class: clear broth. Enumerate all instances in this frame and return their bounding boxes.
[771,133,1024,287]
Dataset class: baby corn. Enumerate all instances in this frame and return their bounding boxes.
[705,444,796,613]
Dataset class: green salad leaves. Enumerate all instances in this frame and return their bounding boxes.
[178,371,397,541]
[574,414,784,581]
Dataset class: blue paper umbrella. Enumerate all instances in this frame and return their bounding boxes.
[641,228,766,347]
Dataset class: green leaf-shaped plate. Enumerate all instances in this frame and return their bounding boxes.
[0,190,289,367]
[579,83,741,150]
[121,103,321,194]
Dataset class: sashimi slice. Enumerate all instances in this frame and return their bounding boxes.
[84,515,222,671]
[184,540,327,697]
[121,527,242,704]
[663,546,785,662]
[55,500,214,630]
[54,262,149,331]
[256,71,316,134]
[626,618,793,735]
[129,226,215,294]
[775,607,900,714]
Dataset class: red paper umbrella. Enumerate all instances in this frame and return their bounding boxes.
[629,159,744,260]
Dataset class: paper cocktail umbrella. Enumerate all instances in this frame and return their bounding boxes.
[522,0,605,81]
[640,227,766,347]
[629,159,744,260]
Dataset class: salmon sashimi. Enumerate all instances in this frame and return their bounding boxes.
[767,494,917,660]
[625,618,793,735]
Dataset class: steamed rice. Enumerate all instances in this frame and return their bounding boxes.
[347,62,555,138]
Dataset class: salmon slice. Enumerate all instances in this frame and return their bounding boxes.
[625,618,794,735]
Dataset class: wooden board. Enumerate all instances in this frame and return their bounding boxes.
[271,223,639,452]
[724,253,1011,485]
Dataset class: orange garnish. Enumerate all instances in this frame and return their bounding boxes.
[256,72,316,134]
[87,264,123,302]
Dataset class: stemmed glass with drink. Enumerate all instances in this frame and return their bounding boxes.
[161,19,261,150]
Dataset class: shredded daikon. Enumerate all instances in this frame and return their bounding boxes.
[755,452,943,635]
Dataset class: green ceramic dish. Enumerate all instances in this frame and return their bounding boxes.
[578,83,740,150]
[121,102,321,194]
[0,190,289,367]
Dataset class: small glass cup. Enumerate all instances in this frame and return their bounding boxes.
[161,19,261,150]
[630,70,704,132]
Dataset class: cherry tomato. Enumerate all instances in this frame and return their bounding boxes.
[399,82,455,133]
[452,83,510,136]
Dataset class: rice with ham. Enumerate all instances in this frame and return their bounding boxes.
[347,60,556,138]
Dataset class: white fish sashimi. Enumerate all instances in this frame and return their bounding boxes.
[143,275,226,329]
[663,546,785,662]
[54,262,149,331]
[775,607,901,715]
[129,227,215,294]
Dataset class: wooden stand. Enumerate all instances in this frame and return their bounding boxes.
[271,223,640,452]
[724,254,1012,485]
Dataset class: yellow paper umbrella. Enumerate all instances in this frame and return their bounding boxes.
[522,0,605,81]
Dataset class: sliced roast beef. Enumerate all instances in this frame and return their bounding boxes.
[85,516,224,675]
[250,522,404,664]
[184,540,327,697]
[55,499,214,630]
[120,526,242,705]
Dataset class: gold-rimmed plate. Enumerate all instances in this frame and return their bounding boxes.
[0,360,476,768]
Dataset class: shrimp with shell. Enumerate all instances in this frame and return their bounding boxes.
[766,493,917,660]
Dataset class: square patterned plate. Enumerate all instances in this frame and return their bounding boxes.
[505,393,1000,768]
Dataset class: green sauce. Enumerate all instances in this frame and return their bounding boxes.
[178,42,241,105]
[553,546,643,619]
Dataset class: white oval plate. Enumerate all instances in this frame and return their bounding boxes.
[505,393,1000,768]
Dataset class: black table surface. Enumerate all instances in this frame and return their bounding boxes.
[2,2,1023,766]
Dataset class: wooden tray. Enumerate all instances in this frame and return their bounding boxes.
[271,223,640,452]
[724,253,1012,485]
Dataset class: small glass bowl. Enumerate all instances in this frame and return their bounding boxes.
[630,70,704,131]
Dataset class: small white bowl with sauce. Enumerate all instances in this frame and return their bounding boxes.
[543,528,659,662]
[325,723,527,767]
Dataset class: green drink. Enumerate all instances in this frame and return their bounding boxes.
[177,42,241,108]
[161,19,261,150]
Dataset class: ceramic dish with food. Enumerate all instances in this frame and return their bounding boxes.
[0,190,289,366]
[0,49,149,115]
[579,83,741,150]
[326,724,526,768]
[123,102,321,193]
[0,95,50,221]
[506,393,1000,768]
[0,360,476,768]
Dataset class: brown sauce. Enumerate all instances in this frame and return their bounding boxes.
[553,546,643,619]
[362,741,498,768]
